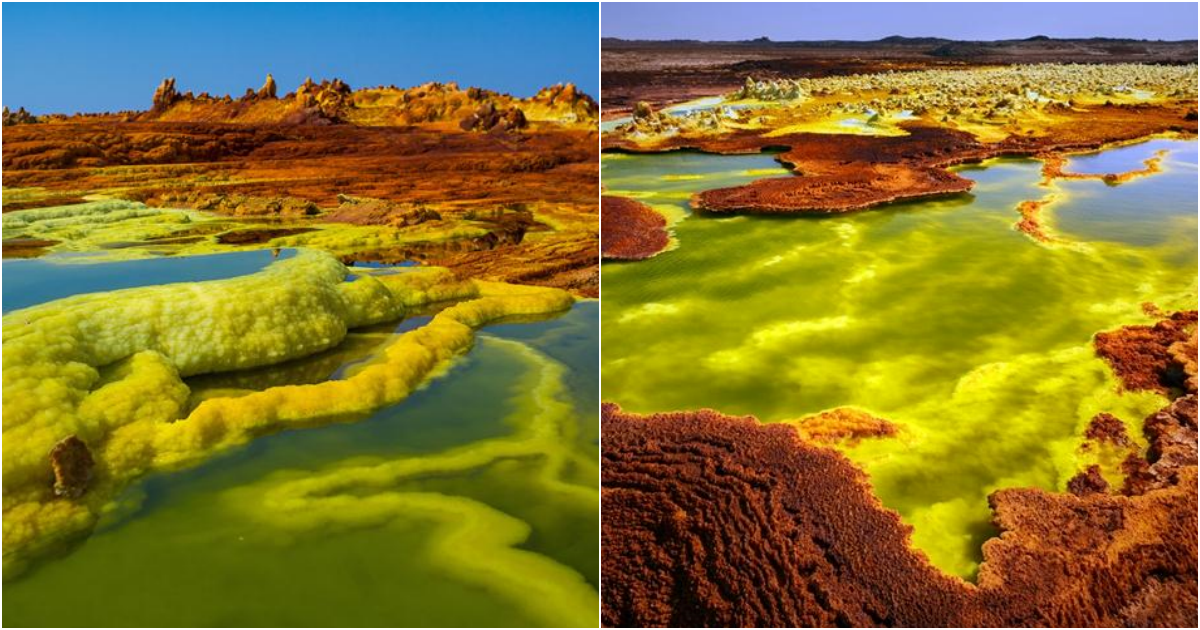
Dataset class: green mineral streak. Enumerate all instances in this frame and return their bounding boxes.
[601,141,1197,579]
[2,305,599,627]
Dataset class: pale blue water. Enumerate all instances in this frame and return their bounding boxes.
[1054,139,1199,249]
[2,249,295,313]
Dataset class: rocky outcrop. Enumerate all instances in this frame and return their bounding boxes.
[1095,311,1198,395]
[693,161,975,214]
[325,197,443,227]
[184,192,319,217]
[733,76,809,101]
[150,77,180,113]
[214,227,315,245]
[460,102,527,132]
[1014,198,1054,243]
[1066,464,1110,496]
[2,106,39,126]
[293,77,352,119]
[530,83,599,122]
[134,75,594,129]
[49,435,94,499]
[257,73,277,100]
[1084,412,1132,446]
[1170,330,1198,394]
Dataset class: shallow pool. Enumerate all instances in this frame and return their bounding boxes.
[600,139,1197,579]
[2,249,295,313]
[2,253,599,626]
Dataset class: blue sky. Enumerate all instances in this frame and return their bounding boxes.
[602,2,1198,41]
[3,3,598,114]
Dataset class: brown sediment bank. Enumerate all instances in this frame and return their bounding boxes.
[1095,311,1198,396]
[214,227,316,245]
[2,238,60,258]
[2,196,89,212]
[1014,146,1173,243]
[1041,148,1169,185]
[1014,198,1055,243]
[604,104,1196,215]
[601,195,669,260]
[602,393,1197,627]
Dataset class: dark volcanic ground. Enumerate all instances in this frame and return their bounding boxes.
[601,36,1199,114]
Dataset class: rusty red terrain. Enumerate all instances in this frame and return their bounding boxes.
[602,394,1198,627]
[1095,311,1198,396]
[601,195,669,260]
[3,115,599,295]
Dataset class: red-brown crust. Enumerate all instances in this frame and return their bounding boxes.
[1085,413,1133,447]
[1014,198,1054,242]
[604,104,1196,215]
[601,403,969,628]
[1095,311,1198,396]
[601,195,669,260]
[602,396,1198,627]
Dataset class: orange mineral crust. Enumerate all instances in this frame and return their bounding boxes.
[603,103,1196,215]
[1014,198,1054,242]
[601,195,669,260]
[788,407,899,446]
[601,399,1198,628]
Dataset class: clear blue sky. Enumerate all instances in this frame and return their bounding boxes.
[602,2,1198,41]
[3,3,598,114]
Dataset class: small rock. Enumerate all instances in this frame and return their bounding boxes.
[49,435,94,499]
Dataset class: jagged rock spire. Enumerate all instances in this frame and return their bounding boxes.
[258,74,277,99]
[151,77,178,112]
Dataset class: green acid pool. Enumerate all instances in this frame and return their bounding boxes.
[601,139,1197,579]
[2,251,598,627]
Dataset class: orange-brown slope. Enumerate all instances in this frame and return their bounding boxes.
[3,121,597,207]
[601,195,669,260]
[604,103,1196,215]
[2,119,599,295]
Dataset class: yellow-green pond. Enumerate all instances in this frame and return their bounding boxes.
[601,138,1197,579]
[2,250,598,627]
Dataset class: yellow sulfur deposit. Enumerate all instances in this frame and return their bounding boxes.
[2,249,573,576]
[0,198,493,262]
